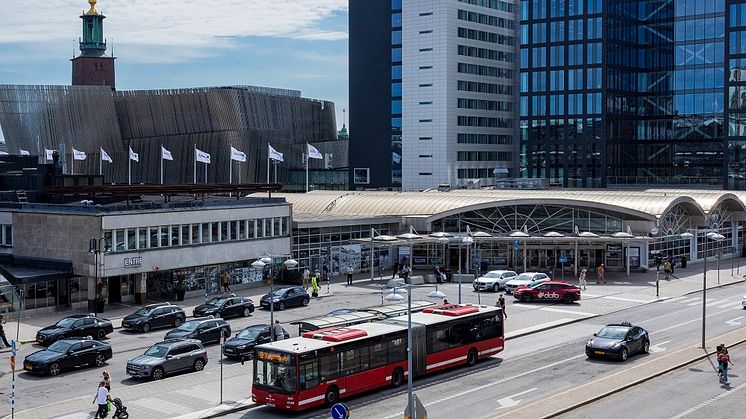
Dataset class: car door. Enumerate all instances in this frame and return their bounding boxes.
[151,308,167,328]
[73,319,94,338]
[630,327,645,353]
[624,329,640,353]
[230,298,243,316]
[78,341,98,366]
[207,320,222,343]
[62,342,84,368]
[164,345,186,373]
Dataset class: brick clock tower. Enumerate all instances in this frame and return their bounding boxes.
[71,0,116,89]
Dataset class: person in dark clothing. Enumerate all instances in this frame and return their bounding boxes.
[0,314,10,348]
[497,294,507,319]
[392,261,400,279]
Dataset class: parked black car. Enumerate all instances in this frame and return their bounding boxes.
[193,295,254,319]
[164,318,231,344]
[24,338,112,376]
[259,286,310,311]
[222,324,289,360]
[122,303,186,332]
[126,339,207,380]
[36,315,114,345]
[585,322,650,361]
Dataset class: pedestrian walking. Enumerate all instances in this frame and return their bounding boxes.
[579,269,588,291]
[310,274,319,298]
[302,267,310,290]
[0,314,10,348]
[92,380,111,419]
[497,294,507,318]
[346,263,354,286]
[670,257,676,274]
[663,260,672,280]
[596,264,606,284]
[102,370,111,391]
[222,271,231,293]
[718,345,734,385]
[392,260,400,279]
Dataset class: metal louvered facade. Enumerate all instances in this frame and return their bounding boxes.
[0,84,338,184]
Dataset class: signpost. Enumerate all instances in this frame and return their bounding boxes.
[330,402,350,419]
[11,339,17,418]
[559,257,568,282]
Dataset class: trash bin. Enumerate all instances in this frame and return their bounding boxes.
[681,256,687,269]
[443,269,452,282]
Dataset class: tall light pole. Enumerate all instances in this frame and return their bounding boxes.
[385,284,446,419]
[459,235,473,304]
[701,231,725,348]
[88,238,111,315]
[252,256,298,341]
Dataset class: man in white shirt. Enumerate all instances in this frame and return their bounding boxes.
[93,380,111,418]
[302,267,310,290]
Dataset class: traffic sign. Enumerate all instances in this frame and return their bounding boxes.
[559,257,568,263]
[404,394,428,419]
[330,402,350,419]
[11,340,16,356]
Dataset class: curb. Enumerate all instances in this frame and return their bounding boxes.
[173,400,256,419]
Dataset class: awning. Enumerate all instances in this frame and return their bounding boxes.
[0,260,73,284]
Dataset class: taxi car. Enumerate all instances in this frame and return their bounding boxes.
[585,322,650,361]
[513,281,581,304]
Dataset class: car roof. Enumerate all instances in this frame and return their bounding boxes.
[605,322,635,328]
[145,302,179,308]
[541,281,577,286]
[55,338,108,344]
[186,317,223,323]
[518,272,544,275]
[157,338,203,346]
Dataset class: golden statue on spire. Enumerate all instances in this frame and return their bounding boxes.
[86,0,98,15]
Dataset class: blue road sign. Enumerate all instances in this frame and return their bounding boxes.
[513,239,519,250]
[11,340,16,356]
[331,402,350,419]
[559,257,569,263]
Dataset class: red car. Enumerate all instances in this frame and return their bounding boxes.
[513,281,581,304]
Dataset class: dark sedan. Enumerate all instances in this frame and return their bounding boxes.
[36,315,114,345]
[122,303,186,332]
[164,318,231,344]
[222,324,289,360]
[24,338,112,376]
[586,323,650,361]
[259,286,310,311]
[193,295,254,319]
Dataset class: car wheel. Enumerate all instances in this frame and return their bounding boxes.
[324,385,339,406]
[562,295,574,304]
[152,367,165,380]
[142,322,151,333]
[620,348,629,361]
[391,367,404,387]
[243,308,251,317]
[521,294,532,303]
[643,340,650,354]
[49,362,61,376]
[95,354,106,367]
[174,317,183,327]
[96,329,106,340]
[466,348,478,367]
[193,359,205,372]
[278,302,286,311]
[302,297,310,306]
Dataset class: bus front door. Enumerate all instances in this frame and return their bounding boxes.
[411,324,427,377]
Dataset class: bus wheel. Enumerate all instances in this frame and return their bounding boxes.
[466,348,478,367]
[324,386,339,406]
[391,367,405,387]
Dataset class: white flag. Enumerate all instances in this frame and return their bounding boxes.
[73,148,87,161]
[196,148,211,164]
[129,147,139,162]
[230,146,246,162]
[19,149,30,156]
[307,143,323,160]
[101,148,112,163]
[161,146,173,161]
[268,144,284,162]
[45,149,55,161]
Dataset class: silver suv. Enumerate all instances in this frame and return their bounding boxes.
[473,270,518,292]
[504,272,551,294]
[126,339,207,380]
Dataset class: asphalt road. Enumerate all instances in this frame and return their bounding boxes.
[221,282,746,419]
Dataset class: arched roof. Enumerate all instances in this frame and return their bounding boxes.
[262,188,746,224]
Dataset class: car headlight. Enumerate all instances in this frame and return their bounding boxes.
[237,344,248,350]
[586,340,593,346]
[273,298,280,302]
[140,365,149,370]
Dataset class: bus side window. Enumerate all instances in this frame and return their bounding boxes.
[388,337,407,363]
[319,353,339,381]
[300,361,320,390]
[358,345,370,371]
[370,342,387,368]
[480,315,499,339]
[341,348,360,375]
[427,326,449,353]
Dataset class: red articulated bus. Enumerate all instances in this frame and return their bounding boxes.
[251,303,504,411]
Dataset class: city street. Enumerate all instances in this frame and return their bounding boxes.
[1,263,745,418]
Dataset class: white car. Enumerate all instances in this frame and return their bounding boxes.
[504,272,551,294]
[473,270,518,292]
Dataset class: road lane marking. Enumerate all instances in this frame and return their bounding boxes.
[539,307,597,316]
[506,318,576,338]
[650,305,741,334]
[495,388,538,409]
[649,340,670,353]
[725,316,743,326]
[669,382,746,418]
[602,296,656,303]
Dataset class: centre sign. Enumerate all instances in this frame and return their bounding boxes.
[123,256,143,268]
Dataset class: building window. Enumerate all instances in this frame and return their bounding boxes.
[354,168,370,184]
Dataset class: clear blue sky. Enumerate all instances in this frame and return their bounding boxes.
[0,0,349,132]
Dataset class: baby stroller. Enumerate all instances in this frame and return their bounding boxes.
[111,397,129,419]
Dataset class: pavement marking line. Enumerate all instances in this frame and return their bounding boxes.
[380,354,586,419]
[649,340,671,353]
[725,316,743,326]
[602,295,656,303]
[539,307,597,316]
[506,318,575,338]
[669,382,746,419]
[495,388,538,410]
[651,305,741,335]
[666,296,689,303]
[581,293,602,297]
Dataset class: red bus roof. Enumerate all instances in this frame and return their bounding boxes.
[302,327,368,342]
[422,304,480,316]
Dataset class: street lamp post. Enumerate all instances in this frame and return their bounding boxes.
[701,231,725,348]
[459,235,473,304]
[88,238,111,316]
[252,255,298,341]
[384,284,446,419]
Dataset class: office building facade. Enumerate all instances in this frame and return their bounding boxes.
[350,0,519,191]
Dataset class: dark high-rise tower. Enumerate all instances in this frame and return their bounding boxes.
[71,0,116,89]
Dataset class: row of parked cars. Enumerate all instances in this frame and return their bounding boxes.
[24,286,308,378]
[472,270,581,304]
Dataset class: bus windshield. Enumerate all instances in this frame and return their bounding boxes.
[254,350,296,394]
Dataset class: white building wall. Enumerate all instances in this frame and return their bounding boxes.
[402,0,518,191]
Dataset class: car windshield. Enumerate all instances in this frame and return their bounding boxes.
[144,345,170,358]
[596,326,629,340]
[47,341,73,353]
[55,317,78,328]
[484,272,500,278]
[529,283,546,289]
[514,274,534,281]
[207,297,230,306]
[238,327,263,340]
[177,321,201,332]
[254,350,296,394]
[133,307,154,316]
[271,288,289,297]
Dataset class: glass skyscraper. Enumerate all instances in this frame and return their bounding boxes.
[520,0,743,189]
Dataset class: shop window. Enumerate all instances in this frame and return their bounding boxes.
[212,222,220,242]
[230,221,238,241]
[192,224,200,244]
[115,229,125,252]
[221,222,229,242]
[171,225,179,247]
[127,228,136,251]
[248,220,256,239]
[149,227,159,248]
[282,217,289,236]
[273,218,281,237]
[160,226,168,247]
[180,225,189,245]
[239,220,247,240]
[138,227,148,249]
[257,219,265,238]
[201,223,210,243]
[264,218,272,237]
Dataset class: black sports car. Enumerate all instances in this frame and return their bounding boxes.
[259,286,310,311]
[164,318,231,344]
[585,323,650,361]
[222,324,289,360]
[24,338,112,376]
[193,295,254,319]
[36,315,114,345]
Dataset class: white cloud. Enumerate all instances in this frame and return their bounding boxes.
[0,0,347,56]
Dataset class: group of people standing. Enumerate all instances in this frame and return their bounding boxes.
[717,343,735,385]
[92,370,112,418]
[577,264,605,290]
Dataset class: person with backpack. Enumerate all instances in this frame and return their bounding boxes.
[346,263,354,286]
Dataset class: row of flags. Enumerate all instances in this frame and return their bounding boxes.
[35,143,324,164]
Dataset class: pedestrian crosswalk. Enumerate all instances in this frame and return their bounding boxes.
[664,296,742,309]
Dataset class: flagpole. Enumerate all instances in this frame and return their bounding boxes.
[266,144,270,183]
[229,145,233,184]
[274,160,277,183]
[194,145,197,184]
[306,143,309,192]
[71,147,74,175]
[204,162,208,183]
[160,145,164,185]
[238,162,241,183]
[128,151,131,185]
[99,148,102,176]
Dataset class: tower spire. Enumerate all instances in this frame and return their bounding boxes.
[71,0,116,89]
[87,0,98,15]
